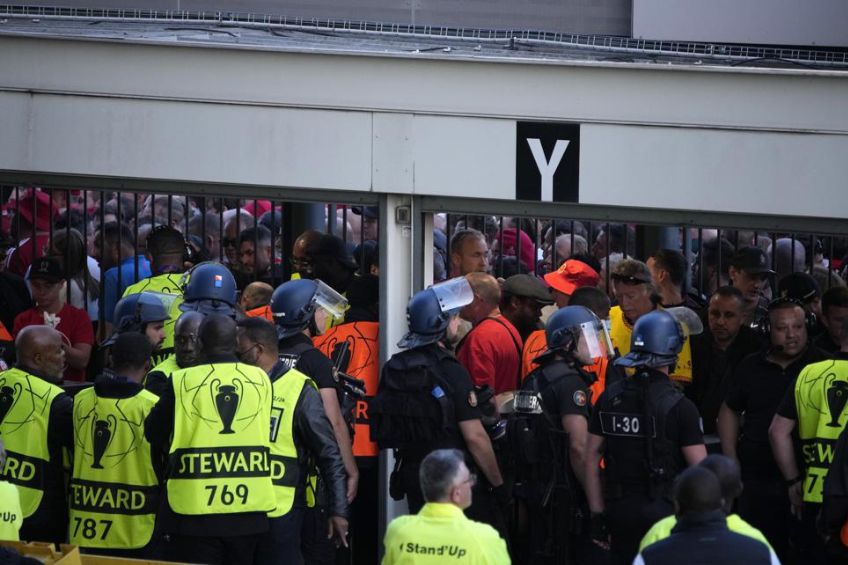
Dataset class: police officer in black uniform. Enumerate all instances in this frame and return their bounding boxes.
[370,276,509,539]
[584,308,707,565]
[510,305,613,563]
[269,278,357,564]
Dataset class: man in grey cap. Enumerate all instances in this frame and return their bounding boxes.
[728,247,775,324]
[500,274,554,342]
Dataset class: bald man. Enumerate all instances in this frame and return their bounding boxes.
[0,326,74,543]
[291,230,323,279]
[240,281,274,320]
[457,272,523,395]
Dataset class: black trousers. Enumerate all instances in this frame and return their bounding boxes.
[606,493,673,565]
[255,508,305,565]
[738,476,791,562]
[300,504,335,565]
[165,532,262,565]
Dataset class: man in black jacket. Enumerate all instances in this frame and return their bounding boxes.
[633,466,779,564]
[236,317,348,563]
[689,286,763,437]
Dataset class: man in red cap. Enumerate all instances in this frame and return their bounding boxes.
[521,260,601,378]
[5,189,57,277]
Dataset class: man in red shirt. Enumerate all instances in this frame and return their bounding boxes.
[457,272,523,395]
[13,257,93,382]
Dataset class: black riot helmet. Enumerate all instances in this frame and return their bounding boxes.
[270,278,348,340]
[535,305,612,365]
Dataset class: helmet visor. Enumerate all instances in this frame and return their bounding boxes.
[575,319,613,360]
[665,306,704,337]
[313,279,349,321]
[430,276,474,315]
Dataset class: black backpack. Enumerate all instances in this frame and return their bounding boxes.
[507,362,572,493]
[369,348,456,451]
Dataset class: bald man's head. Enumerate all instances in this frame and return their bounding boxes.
[240,281,274,311]
[291,230,323,278]
[15,326,65,382]
[461,272,502,325]
[198,314,237,359]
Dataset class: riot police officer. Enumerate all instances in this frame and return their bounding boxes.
[584,308,706,565]
[510,305,613,563]
[178,262,238,317]
[370,276,508,539]
[105,292,170,351]
[270,278,357,564]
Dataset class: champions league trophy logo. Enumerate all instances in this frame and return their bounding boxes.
[0,381,22,426]
[211,378,242,435]
[91,414,117,469]
[826,380,848,427]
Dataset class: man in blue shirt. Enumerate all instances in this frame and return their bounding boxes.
[94,222,151,326]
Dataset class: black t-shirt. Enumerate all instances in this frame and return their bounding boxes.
[533,360,591,421]
[589,370,703,486]
[724,346,826,479]
[814,332,841,356]
[279,333,339,392]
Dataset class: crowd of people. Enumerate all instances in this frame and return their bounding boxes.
[2,186,848,565]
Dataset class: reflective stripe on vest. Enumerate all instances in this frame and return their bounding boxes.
[313,321,380,458]
[0,367,64,518]
[796,359,848,503]
[168,363,274,515]
[123,273,185,367]
[269,368,315,518]
[609,306,693,384]
[69,387,160,549]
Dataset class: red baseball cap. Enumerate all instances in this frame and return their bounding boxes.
[543,259,599,295]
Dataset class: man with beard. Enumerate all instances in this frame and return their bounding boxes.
[500,274,554,342]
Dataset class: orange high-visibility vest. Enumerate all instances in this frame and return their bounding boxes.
[520,329,606,405]
[521,329,547,380]
[245,305,273,321]
[313,321,379,458]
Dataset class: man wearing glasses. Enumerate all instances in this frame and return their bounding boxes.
[381,449,509,565]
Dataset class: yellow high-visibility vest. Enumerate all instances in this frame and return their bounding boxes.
[268,368,315,518]
[0,367,64,519]
[69,386,160,549]
[796,359,848,503]
[167,363,274,515]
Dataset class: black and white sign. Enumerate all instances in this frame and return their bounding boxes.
[515,121,580,203]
